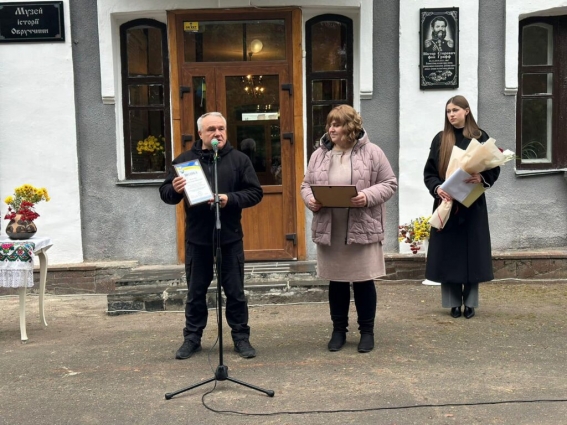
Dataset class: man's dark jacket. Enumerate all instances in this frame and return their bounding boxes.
[159,140,263,246]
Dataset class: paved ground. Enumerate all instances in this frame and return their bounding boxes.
[1,282,567,425]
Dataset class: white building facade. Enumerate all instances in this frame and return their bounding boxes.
[0,0,566,266]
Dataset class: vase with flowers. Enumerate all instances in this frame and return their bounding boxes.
[4,184,50,240]
[398,216,431,254]
[137,135,165,172]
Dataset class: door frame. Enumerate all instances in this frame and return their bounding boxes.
[167,7,306,263]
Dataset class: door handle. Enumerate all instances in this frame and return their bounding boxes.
[180,86,191,98]
[281,83,293,95]
[182,135,193,147]
[283,133,294,145]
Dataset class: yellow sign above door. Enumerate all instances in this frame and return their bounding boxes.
[183,22,199,32]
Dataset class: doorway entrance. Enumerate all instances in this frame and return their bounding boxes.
[168,9,305,261]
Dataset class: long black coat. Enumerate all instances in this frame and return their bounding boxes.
[423,128,500,285]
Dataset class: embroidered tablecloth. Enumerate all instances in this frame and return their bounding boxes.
[0,236,53,288]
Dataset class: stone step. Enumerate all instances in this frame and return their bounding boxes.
[107,275,567,316]
[107,278,340,316]
[106,253,567,315]
[114,265,185,287]
[113,261,320,287]
[108,261,326,315]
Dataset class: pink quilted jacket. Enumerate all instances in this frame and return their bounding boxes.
[300,130,397,246]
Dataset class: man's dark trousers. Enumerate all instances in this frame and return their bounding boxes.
[183,239,249,344]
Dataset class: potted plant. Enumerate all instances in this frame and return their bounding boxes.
[137,135,165,172]
[4,184,50,240]
[398,216,431,254]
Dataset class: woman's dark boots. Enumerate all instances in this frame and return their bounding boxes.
[328,329,347,351]
[354,280,377,353]
[328,280,377,352]
[357,319,375,353]
[328,281,350,351]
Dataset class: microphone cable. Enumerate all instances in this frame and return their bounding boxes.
[199,391,567,417]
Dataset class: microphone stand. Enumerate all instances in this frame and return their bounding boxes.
[165,145,274,400]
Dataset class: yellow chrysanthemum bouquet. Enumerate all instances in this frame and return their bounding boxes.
[136,135,165,155]
[398,216,431,254]
[4,184,50,222]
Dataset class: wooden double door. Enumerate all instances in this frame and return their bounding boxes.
[169,8,305,261]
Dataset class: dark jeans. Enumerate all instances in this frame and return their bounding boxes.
[183,240,250,343]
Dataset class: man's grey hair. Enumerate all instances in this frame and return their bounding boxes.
[197,112,227,131]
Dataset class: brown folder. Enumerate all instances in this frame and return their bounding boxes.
[310,185,358,208]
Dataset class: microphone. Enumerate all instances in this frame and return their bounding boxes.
[211,138,219,160]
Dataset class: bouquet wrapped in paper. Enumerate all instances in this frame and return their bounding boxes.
[429,138,514,230]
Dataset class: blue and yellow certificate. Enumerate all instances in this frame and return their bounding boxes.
[174,159,214,206]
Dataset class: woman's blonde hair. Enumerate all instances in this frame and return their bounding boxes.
[438,95,482,178]
[325,105,363,146]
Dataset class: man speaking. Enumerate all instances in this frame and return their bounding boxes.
[159,112,263,360]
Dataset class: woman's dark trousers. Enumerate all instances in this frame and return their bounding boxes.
[441,282,479,308]
[329,280,376,335]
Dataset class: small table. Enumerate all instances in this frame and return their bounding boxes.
[0,236,53,342]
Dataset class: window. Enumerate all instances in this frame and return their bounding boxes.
[183,20,286,62]
[517,17,567,170]
[305,15,353,160]
[120,19,171,179]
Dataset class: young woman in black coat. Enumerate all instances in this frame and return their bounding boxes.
[423,95,500,319]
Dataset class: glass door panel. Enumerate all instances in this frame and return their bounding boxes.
[224,74,281,185]
[183,20,286,62]
[192,76,207,133]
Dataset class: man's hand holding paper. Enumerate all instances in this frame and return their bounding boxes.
[173,159,215,206]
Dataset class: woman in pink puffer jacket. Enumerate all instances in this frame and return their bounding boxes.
[300,105,397,353]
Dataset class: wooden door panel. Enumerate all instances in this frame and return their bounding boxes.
[242,193,284,250]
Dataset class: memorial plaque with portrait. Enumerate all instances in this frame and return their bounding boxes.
[420,8,459,89]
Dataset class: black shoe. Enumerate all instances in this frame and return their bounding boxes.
[234,339,256,358]
[358,333,374,353]
[175,340,202,359]
[450,306,462,318]
[328,331,346,351]
[464,306,475,319]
